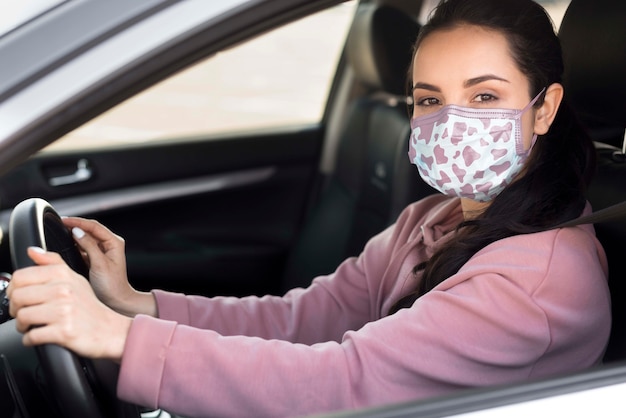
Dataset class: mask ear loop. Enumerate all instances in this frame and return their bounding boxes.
[521,87,547,152]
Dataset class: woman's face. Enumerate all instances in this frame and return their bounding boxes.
[411,24,537,150]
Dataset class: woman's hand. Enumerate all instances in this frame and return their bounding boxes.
[7,247,131,361]
[62,217,157,317]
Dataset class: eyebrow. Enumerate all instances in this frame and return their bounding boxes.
[463,74,510,87]
[411,75,510,92]
[412,82,441,92]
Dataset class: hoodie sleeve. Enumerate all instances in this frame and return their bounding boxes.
[155,262,373,345]
[117,267,552,418]
[117,226,609,418]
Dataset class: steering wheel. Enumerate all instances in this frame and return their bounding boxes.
[9,198,138,418]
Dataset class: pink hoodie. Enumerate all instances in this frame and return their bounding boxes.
[117,195,611,417]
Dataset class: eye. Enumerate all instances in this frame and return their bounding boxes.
[416,97,441,107]
[473,93,497,103]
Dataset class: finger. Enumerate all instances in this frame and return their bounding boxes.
[8,283,52,317]
[9,246,63,274]
[22,323,71,348]
[14,304,47,333]
[22,326,48,347]
[27,246,66,266]
[70,226,125,270]
[8,264,78,316]
[13,280,82,332]
[61,216,93,230]
[8,261,69,296]
[71,227,124,261]
[63,217,123,246]
[13,292,68,332]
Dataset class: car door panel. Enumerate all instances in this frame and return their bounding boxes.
[0,125,322,297]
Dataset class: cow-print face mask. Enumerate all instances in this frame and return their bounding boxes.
[408,89,545,202]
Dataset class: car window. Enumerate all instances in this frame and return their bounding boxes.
[43,1,357,152]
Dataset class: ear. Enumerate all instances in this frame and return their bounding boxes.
[533,83,564,135]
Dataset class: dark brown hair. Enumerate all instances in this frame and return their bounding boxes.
[389,0,595,314]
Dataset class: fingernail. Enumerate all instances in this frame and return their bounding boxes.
[29,246,46,254]
[72,227,85,239]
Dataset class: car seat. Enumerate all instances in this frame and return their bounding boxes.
[558,0,626,362]
[280,4,430,292]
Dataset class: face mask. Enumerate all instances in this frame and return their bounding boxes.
[408,89,545,202]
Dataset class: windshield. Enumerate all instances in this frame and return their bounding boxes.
[0,0,67,37]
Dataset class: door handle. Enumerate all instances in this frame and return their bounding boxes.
[48,159,93,187]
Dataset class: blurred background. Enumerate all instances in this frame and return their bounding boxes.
[46,0,570,153]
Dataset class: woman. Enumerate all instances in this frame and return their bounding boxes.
[7,0,611,416]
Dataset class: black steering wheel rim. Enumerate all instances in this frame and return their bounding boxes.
[8,198,133,418]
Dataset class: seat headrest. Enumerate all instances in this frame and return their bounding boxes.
[559,0,626,144]
[346,5,420,96]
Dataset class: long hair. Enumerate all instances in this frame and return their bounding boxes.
[389,0,595,314]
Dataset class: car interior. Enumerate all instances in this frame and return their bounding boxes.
[560,0,626,363]
[279,3,433,292]
[0,0,625,416]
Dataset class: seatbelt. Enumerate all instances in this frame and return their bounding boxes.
[555,200,626,229]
